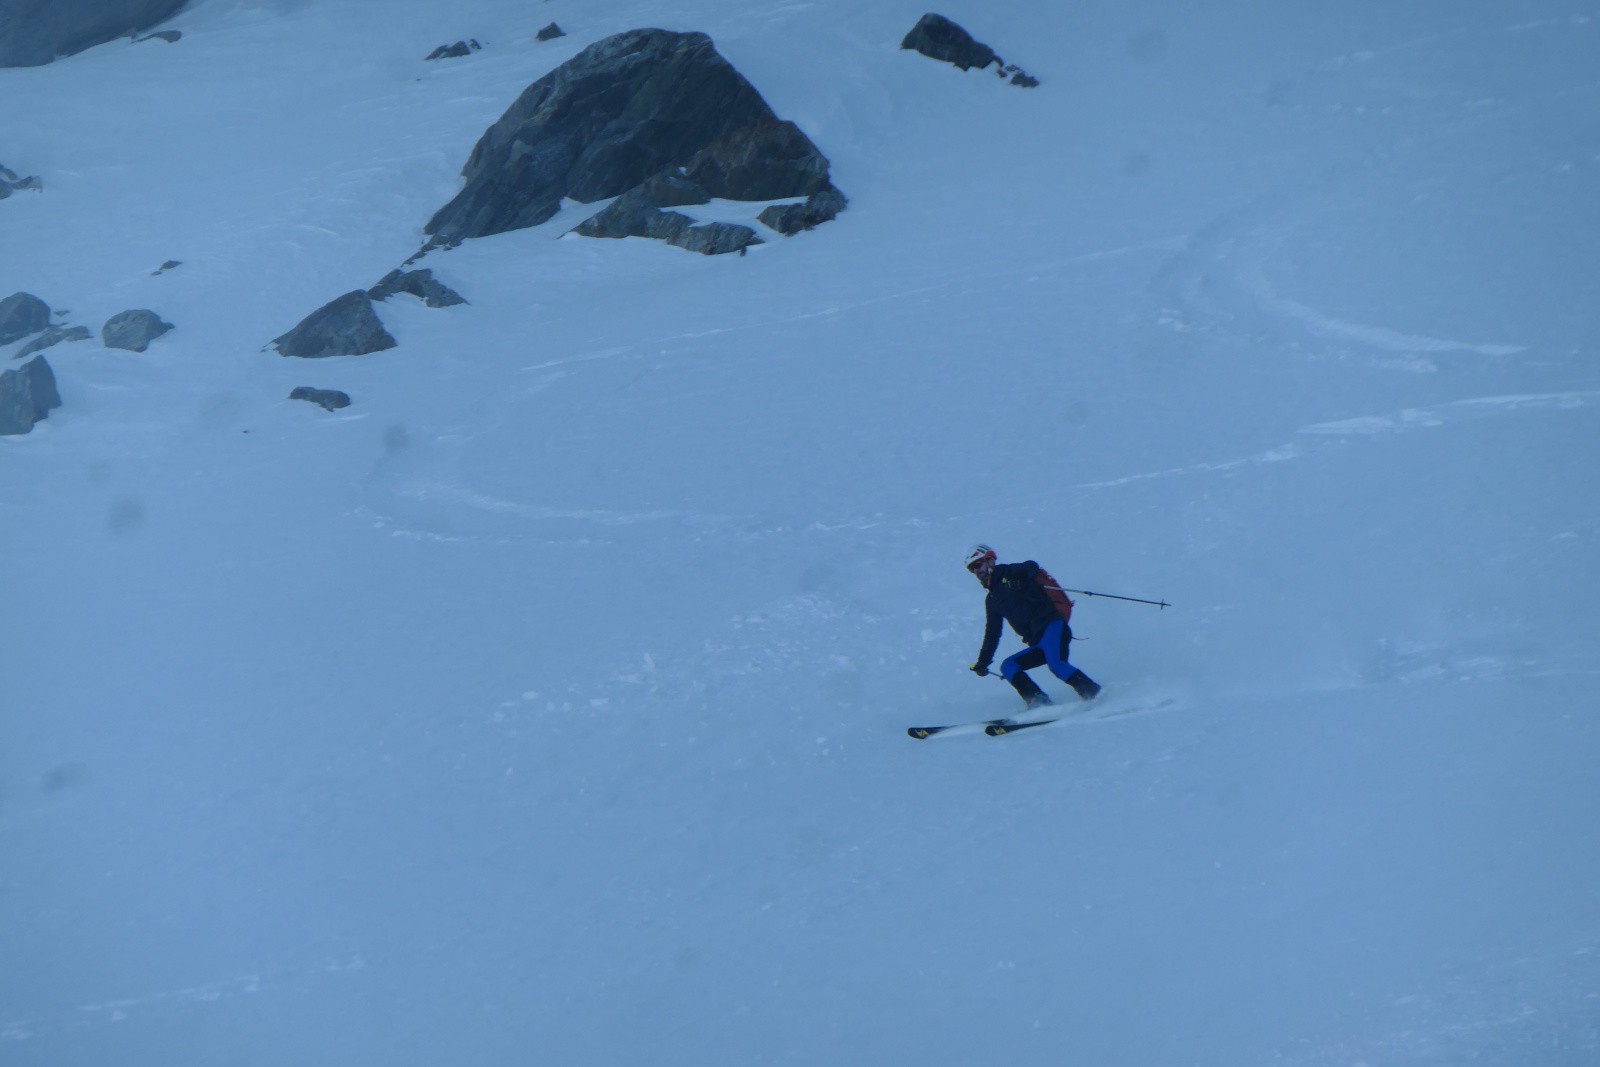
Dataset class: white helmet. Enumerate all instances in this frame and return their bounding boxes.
[964,543,997,571]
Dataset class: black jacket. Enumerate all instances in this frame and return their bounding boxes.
[976,560,1074,667]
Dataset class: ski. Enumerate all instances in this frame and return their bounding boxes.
[907,719,1010,740]
[908,698,1174,740]
[985,718,1057,736]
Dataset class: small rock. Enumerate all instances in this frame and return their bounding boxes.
[426,39,481,60]
[536,23,565,42]
[15,324,91,359]
[2,161,42,198]
[102,309,174,352]
[289,387,351,411]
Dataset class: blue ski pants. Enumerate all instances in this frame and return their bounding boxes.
[1000,620,1076,683]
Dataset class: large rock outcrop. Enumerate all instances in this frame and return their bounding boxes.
[272,291,396,359]
[0,0,187,68]
[0,355,61,435]
[425,28,839,245]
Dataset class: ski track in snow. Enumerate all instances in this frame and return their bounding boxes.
[0,959,367,1044]
[1234,258,1526,357]
[1314,12,1595,73]
[1079,390,1599,489]
[511,236,1186,375]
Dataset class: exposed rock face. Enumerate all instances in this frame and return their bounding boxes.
[272,291,396,359]
[289,387,351,411]
[0,291,50,345]
[679,119,831,202]
[0,355,61,435]
[426,28,833,243]
[368,268,467,307]
[900,13,1039,86]
[0,0,187,68]
[102,309,173,352]
[636,173,713,208]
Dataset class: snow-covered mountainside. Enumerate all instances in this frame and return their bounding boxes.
[3,1,1598,1063]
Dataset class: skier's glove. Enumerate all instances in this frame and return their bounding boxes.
[970,662,990,677]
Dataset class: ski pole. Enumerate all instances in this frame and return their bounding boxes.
[1052,587,1170,610]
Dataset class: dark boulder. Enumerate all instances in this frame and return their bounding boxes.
[0,0,187,68]
[759,184,849,236]
[272,291,396,359]
[289,387,351,412]
[0,291,50,345]
[426,28,804,241]
[900,14,998,71]
[368,268,467,307]
[900,13,1039,86]
[536,23,564,42]
[0,355,61,435]
[102,309,173,352]
[16,324,91,359]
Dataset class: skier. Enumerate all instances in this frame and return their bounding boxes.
[965,543,1101,709]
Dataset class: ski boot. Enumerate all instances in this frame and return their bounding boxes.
[1007,671,1054,709]
[1065,669,1101,701]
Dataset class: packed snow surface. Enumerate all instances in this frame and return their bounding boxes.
[3,1,1598,1063]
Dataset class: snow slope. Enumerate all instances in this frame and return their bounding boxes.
[3,1,1598,1063]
